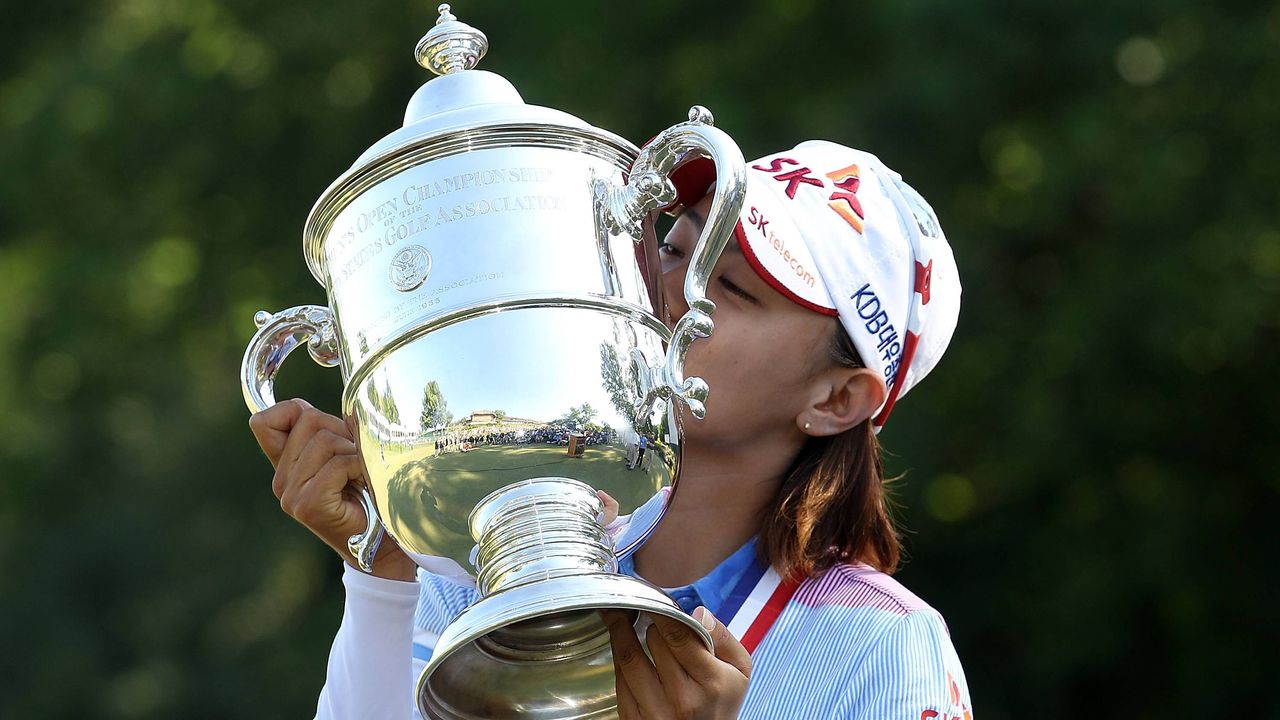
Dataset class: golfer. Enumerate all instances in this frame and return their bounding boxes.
[251,140,971,718]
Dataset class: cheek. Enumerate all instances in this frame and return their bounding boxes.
[713,320,826,394]
[683,323,783,397]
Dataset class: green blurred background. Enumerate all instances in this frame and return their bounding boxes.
[2,0,1277,717]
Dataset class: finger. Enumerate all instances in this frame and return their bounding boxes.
[596,490,619,525]
[644,620,697,712]
[696,606,752,679]
[601,610,665,717]
[612,653,642,720]
[248,398,313,466]
[282,454,366,533]
[273,427,352,499]
[275,405,350,483]
[286,429,359,494]
[307,453,366,502]
[647,611,745,685]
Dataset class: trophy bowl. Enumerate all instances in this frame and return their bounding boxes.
[240,6,746,718]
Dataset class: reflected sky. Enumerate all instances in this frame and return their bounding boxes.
[359,306,660,431]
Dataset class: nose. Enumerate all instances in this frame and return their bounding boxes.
[661,262,690,332]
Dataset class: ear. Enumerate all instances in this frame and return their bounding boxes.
[796,368,887,436]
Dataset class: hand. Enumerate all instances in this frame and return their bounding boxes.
[248,398,415,581]
[602,607,751,719]
[597,489,620,527]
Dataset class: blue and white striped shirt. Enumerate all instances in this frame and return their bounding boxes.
[411,492,972,719]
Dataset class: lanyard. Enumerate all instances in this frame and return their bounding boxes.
[718,556,802,654]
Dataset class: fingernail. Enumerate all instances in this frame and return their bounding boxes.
[694,606,716,632]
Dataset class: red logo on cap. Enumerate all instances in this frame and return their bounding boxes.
[915,259,933,305]
[753,157,866,234]
[825,164,865,234]
[752,157,823,199]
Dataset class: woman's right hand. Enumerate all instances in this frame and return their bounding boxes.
[601,608,751,719]
[248,398,416,581]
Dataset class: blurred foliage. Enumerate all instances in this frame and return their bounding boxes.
[1,0,1277,717]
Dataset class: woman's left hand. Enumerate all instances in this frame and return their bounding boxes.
[601,607,751,719]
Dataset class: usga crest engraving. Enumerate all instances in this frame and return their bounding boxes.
[390,245,431,291]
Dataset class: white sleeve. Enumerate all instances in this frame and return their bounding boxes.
[315,564,420,720]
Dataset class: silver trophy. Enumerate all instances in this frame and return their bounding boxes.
[240,6,745,718]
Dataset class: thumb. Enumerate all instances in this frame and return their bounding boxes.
[694,606,752,678]
[595,489,620,526]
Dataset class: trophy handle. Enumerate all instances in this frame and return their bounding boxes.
[240,305,385,573]
[605,106,747,419]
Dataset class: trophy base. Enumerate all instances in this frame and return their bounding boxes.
[416,571,711,720]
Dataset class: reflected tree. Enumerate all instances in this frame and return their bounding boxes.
[382,380,400,426]
[555,402,598,430]
[420,380,451,429]
[600,343,640,425]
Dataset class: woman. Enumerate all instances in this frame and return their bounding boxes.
[251,140,970,719]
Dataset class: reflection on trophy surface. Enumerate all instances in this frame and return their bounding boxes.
[240,5,745,718]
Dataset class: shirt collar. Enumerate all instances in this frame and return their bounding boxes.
[618,536,761,617]
[612,489,767,616]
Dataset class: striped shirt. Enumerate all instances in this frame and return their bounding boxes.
[408,491,973,719]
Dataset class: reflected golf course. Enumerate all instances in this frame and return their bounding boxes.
[364,433,673,568]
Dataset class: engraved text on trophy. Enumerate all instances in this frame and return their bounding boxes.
[320,148,626,371]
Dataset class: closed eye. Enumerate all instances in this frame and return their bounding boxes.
[717,275,758,304]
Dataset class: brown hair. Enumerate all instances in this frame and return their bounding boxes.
[756,328,902,579]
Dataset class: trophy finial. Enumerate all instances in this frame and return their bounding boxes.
[415,4,488,76]
[688,105,715,125]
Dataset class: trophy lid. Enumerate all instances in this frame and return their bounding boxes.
[304,4,637,282]
[349,4,609,165]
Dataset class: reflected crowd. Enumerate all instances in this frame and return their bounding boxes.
[432,425,616,456]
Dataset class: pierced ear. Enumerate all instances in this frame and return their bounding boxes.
[798,368,887,436]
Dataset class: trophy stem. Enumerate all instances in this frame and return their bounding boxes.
[416,477,713,719]
[470,477,617,596]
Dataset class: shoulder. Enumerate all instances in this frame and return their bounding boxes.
[744,564,973,718]
[792,563,962,673]
[783,562,957,668]
[795,562,940,619]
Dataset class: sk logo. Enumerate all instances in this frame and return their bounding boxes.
[751,157,822,198]
[751,157,866,234]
